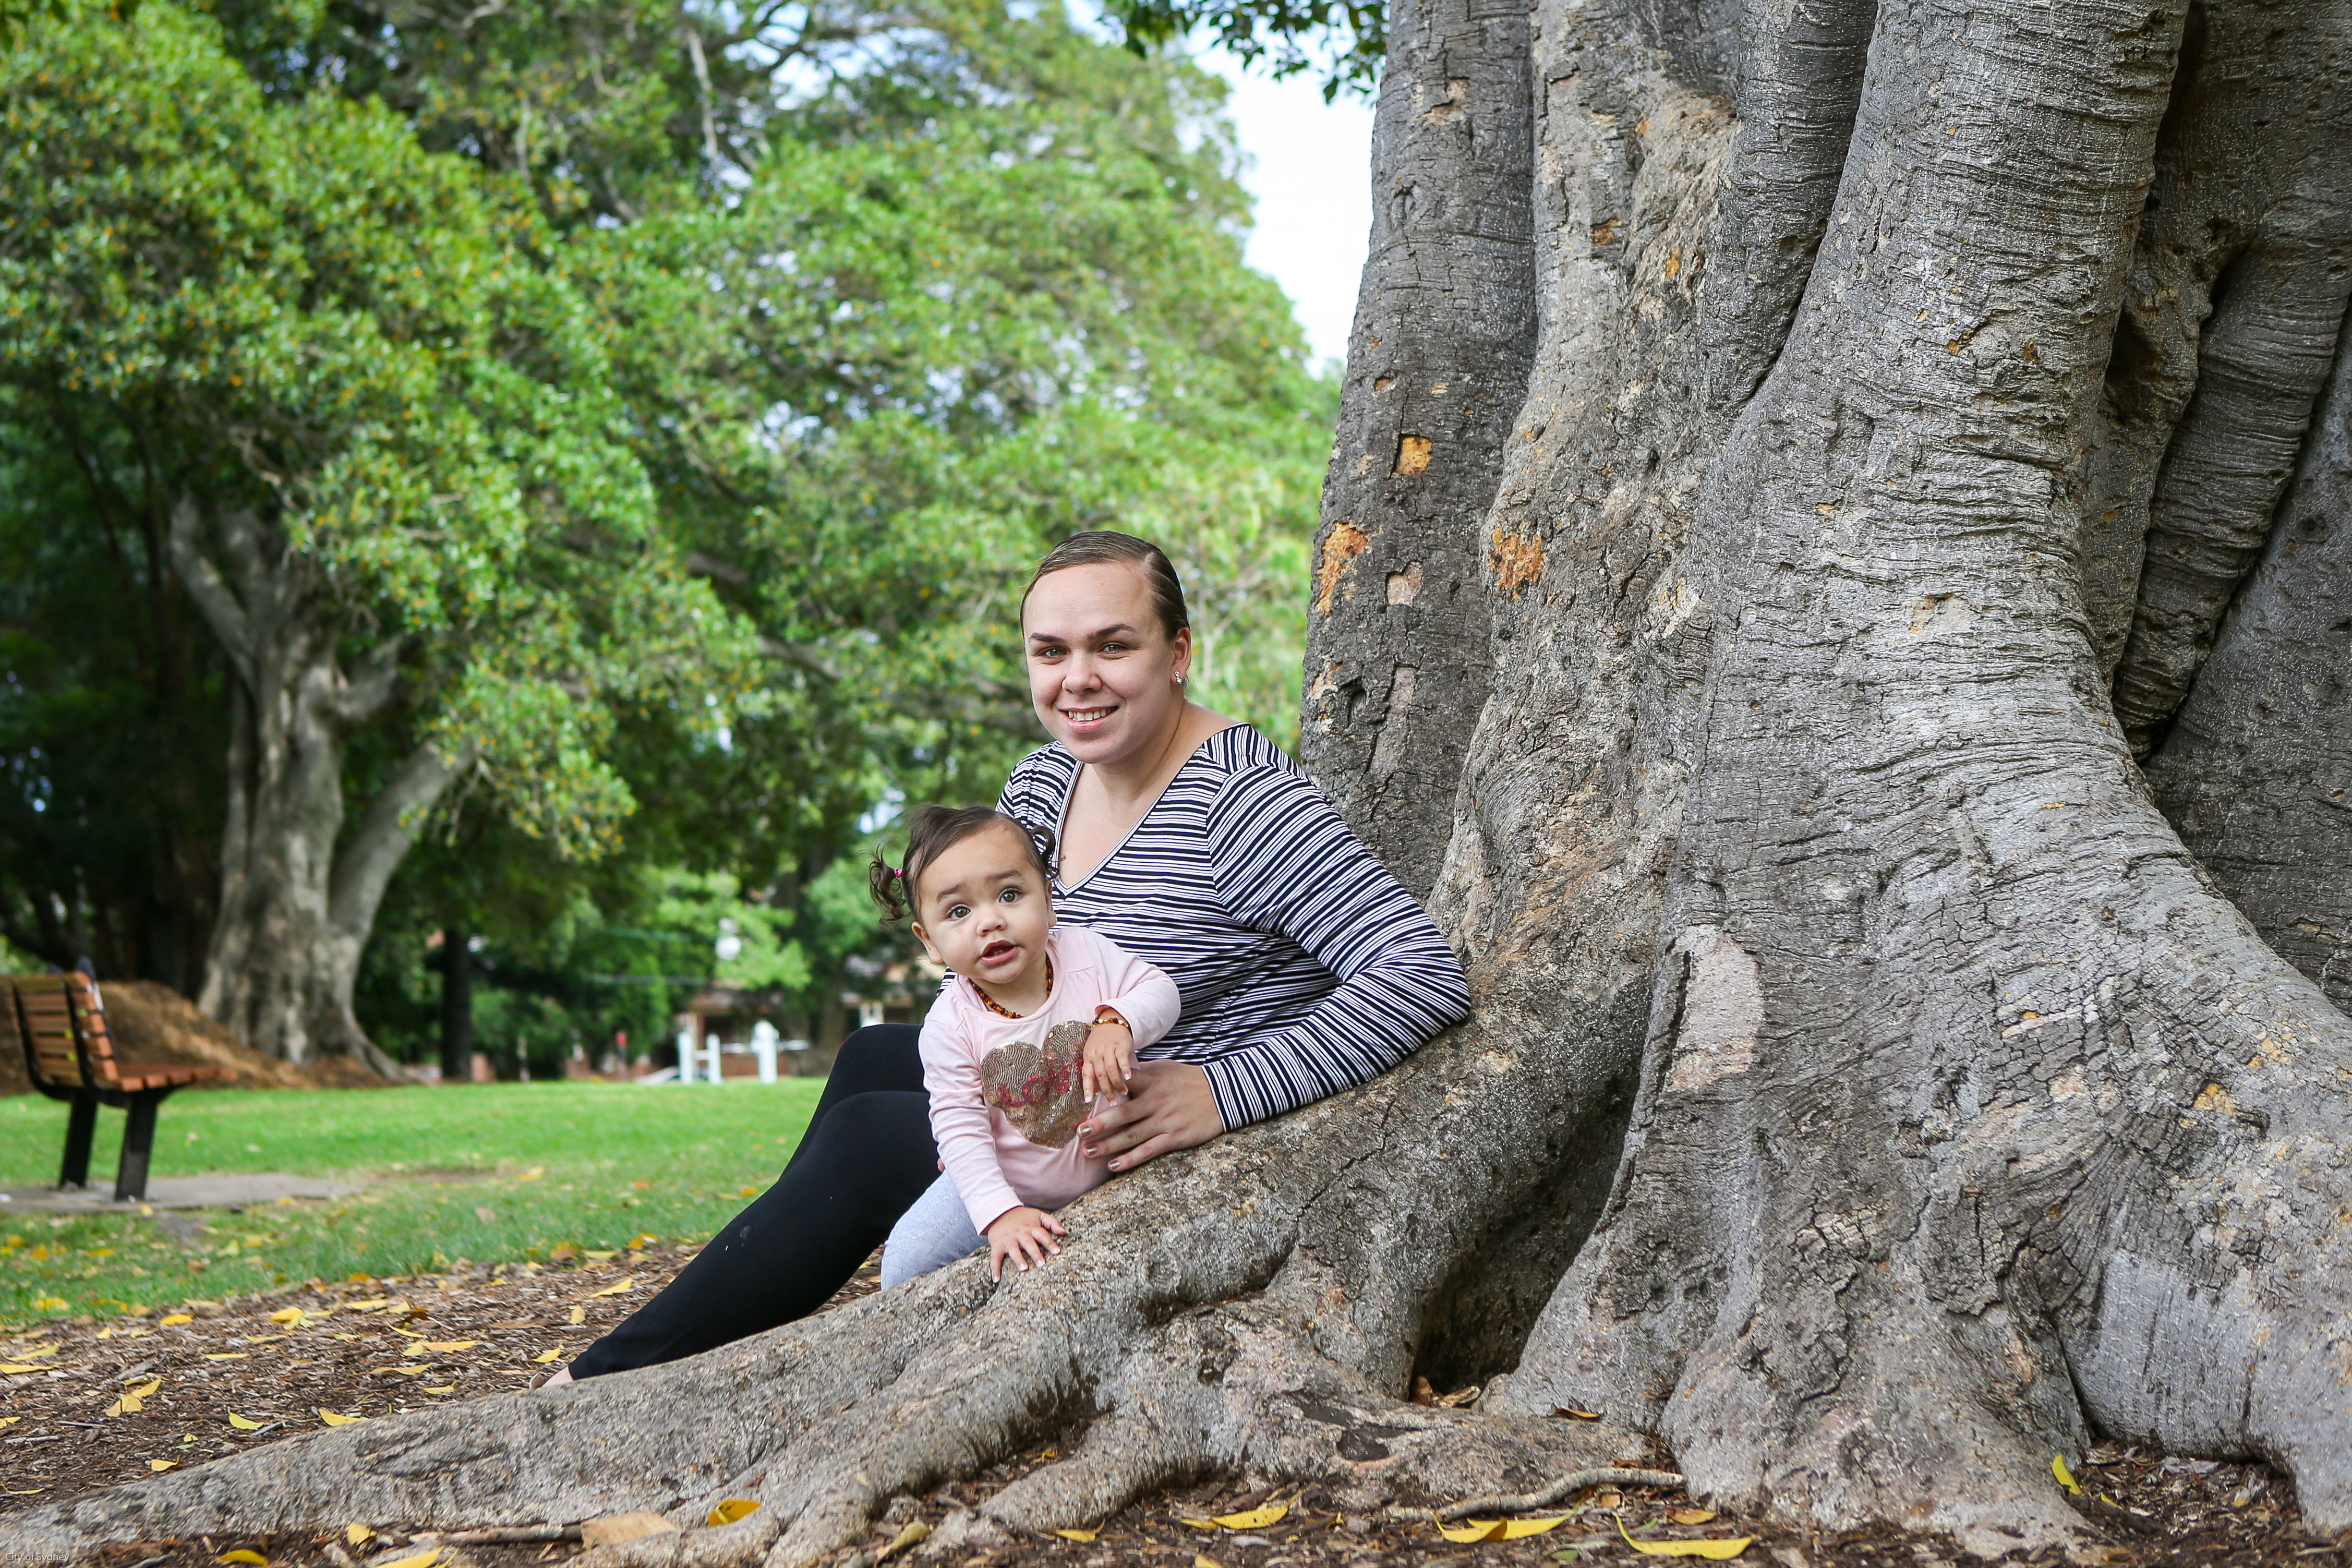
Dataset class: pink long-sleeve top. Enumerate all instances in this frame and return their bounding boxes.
[921,923,1181,1234]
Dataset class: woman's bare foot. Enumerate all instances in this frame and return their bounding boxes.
[533,1366,573,1390]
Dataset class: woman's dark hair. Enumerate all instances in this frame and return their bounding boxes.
[1020,530,1190,640]
[869,805,1057,923]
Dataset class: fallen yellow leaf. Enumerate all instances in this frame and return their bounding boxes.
[1179,1518,1218,1530]
[569,1307,586,1325]
[1053,1529,1097,1542]
[584,1250,618,1261]
[881,1522,930,1560]
[269,1309,306,1325]
[534,1347,564,1364]
[735,1186,759,1198]
[371,1549,447,1568]
[1193,1555,1224,1568]
[109,1378,162,1416]
[205,1353,250,1361]
[1618,1519,1753,1559]
[1211,1506,1288,1530]
[1507,1511,1574,1542]
[216,1552,268,1565]
[150,1460,178,1472]
[401,1344,431,1358]
[0,1365,43,1376]
[2053,1455,2082,1497]
[227,1414,263,1431]
[16,1344,57,1358]
[344,1299,388,1312]
[1559,1407,1602,1420]
[516,1167,545,1180]
[1439,1521,1505,1543]
[1671,1509,1717,1526]
[424,1340,478,1353]
[160,1313,195,1326]
[423,1385,456,1395]
[0,1417,19,1429]
[346,1524,375,1547]
[319,1410,363,1426]
[589,1278,636,1298]
[708,1499,762,1526]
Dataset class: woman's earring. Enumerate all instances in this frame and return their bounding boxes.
[1175,672,1187,685]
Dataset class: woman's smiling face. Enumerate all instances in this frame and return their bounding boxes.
[1022,562,1192,766]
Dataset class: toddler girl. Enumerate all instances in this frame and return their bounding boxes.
[870,804,1180,1284]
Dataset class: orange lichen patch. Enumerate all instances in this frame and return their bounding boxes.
[1315,522,1371,613]
[1394,435,1432,475]
[1491,529,1545,595]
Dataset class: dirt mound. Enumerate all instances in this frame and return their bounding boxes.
[0,979,390,1095]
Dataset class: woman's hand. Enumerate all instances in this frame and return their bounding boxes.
[985,1205,1066,1280]
[1080,1060,1219,1172]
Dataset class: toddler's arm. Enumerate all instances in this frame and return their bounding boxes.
[918,1004,1024,1236]
[1084,933,1183,1051]
[1081,1007,1136,1103]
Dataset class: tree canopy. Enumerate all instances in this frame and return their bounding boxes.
[0,0,1337,1067]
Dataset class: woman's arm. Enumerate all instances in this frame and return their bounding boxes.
[1195,764,1472,1127]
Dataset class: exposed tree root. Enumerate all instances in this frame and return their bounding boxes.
[0,1009,1647,1568]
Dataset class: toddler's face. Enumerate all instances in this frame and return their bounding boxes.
[910,822,1054,994]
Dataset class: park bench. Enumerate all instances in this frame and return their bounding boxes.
[7,971,225,1202]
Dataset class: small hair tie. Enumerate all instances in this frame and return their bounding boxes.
[887,864,906,881]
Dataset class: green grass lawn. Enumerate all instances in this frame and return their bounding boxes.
[0,1081,822,1327]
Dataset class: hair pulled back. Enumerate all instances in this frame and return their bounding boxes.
[868,805,1057,923]
[1020,530,1189,640]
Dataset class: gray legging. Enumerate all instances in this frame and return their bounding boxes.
[880,1173,987,1286]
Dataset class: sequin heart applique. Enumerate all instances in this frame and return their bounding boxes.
[980,1019,1092,1148]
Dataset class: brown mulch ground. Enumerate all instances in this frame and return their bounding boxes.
[4,1253,2340,1568]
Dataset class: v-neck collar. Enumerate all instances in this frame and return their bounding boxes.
[1050,726,1241,892]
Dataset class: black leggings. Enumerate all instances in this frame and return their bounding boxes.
[570,1024,936,1379]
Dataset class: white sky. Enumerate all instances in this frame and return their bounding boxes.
[1203,52,1376,366]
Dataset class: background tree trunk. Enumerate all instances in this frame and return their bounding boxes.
[9,0,2352,1559]
[440,922,476,1084]
[170,500,457,1070]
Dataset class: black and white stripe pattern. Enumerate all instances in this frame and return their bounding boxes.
[998,726,1471,1129]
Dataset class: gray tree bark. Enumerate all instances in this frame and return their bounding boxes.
[169,499,460,1069]
[9,0,2352,1559]
[1299,0,1538,898]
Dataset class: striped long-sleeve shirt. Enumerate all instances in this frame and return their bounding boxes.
[996,724,1471,1129]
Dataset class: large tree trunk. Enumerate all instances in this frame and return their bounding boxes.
[9,0,2352,1560]
[168,499,459,1069]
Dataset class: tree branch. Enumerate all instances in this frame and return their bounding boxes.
[332,642,408,728]
[328,740,473,942]
[165,497,256,687]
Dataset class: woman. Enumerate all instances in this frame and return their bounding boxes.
[556,531,1468,1380]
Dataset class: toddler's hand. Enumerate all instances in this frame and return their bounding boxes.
[1081,1018,1136,1104]
[985,1206,1066,1281]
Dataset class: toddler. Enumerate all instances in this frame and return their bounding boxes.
[870,804,1180,1284]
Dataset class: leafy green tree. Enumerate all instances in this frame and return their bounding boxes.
[0,0,752,1064]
